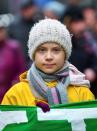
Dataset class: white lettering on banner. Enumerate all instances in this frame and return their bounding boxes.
[37,108,97,131]
[0,111,28,131]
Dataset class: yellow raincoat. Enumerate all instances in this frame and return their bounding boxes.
[1,72,95,106]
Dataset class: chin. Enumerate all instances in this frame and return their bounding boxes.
[44,70,57,74]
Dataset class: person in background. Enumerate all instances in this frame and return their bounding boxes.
[81,5,97,57]
[66,0,81,6]
[8,0,38,69]
[1,19,94,112]
[0,17,26,103]
[43,1,66,20]
[82,5,97,30]
[33,0,53,9]
[62,6,97,98]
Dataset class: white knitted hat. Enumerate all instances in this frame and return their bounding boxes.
[28,19,72,60]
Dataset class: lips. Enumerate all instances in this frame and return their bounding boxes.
[43,64,55,68]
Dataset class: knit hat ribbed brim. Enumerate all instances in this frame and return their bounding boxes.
[28,19,72,60]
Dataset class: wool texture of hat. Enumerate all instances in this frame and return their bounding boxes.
[28,19,72,60]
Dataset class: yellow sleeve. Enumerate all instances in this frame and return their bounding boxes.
[79,86,95,101]
[1,85,20,105]
[1,94,11,105]
[84,87,95,101]
[1,82,36,106]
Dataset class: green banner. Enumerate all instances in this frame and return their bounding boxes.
[1,100,97,131]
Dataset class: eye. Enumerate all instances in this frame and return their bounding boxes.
[40,48,45,51]
[52,48,62,53]
[37,48,47,53]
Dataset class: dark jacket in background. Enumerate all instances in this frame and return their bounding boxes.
[0,39,25,103]
[8,16,35,68]
[69,35,97,98]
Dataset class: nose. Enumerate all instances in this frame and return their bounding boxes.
[45,51,53,60]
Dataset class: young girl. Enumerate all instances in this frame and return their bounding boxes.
[1,19,95,112]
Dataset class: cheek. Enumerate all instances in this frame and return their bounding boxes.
[57,52,65,60]
[55,54,65,65]
[34,54,44,66]
[57,59,65,68]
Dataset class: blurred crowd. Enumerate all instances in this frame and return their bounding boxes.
[1,0,97,102]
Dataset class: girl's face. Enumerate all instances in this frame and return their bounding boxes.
[34,42,66,74]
